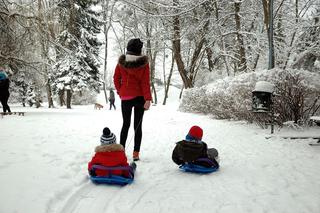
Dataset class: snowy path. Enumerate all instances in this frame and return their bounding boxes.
[0,104,320,213]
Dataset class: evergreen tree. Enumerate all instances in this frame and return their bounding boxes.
[52,0,102,108]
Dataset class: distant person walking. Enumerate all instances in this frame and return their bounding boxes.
[0,68,11,113]
[109,89,116,110]
[113,38,152,161]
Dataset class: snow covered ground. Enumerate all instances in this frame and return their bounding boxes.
[1,88,320,213]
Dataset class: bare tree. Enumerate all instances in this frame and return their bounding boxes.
[172,0,191,88]
[102,0,117,104]
[234,1,247,72]
[172,0,210,88]
[37,0,54,108]
[163,47,175,105]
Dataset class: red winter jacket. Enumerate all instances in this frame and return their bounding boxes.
[88,144,129,177]
[113,55,152,101]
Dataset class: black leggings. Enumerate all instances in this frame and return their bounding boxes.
[120,96,145,152]
[0,93,11,113]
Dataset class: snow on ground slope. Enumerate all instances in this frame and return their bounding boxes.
[0,90,320,213]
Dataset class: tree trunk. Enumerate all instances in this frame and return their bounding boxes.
[59,89,65,106]
[102,0,110,104]
[234,1,247,72]
[146,19,158,104]
[162,45,167,105]
[151,82,157,104]
[102,0,116,102]
[150,46,158,105]
[262,0,275,69]
[214,1,230,75]
[188,37,206,85]
[205,46,214,72]
[253,53,260,70]
[38,0,54,108]
[172,0,209,88]
[66,89,72,109]
[179,86,184,99]
[203,1,214,72]
[46,80,54,108]
[262,0,270,35]
[172,0,192,89]
[102,82,108,104]
[163,50,175,105]
[283,0,299,69]
[69,0,76,36]
[65,0,76,109]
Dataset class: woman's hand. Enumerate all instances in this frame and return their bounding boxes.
[144,100,151,110]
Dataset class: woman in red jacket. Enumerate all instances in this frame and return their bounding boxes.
[113,38,152,161]
[88,127,136,177]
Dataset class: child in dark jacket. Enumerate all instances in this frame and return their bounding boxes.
[172,125,219,168]
[88,127,136,177]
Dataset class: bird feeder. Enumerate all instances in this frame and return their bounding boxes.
[252,81,274,112]
[252,81,275,134]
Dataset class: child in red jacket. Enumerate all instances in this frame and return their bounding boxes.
[88,127,136,177]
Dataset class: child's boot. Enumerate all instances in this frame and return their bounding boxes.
[130,162,137,171]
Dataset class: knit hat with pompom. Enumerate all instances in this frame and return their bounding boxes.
[100,127,116,145]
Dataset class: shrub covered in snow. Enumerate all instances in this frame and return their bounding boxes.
[179,68,320,125]
[272,71,319,124]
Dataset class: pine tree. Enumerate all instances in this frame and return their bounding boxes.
[52,0,102,108]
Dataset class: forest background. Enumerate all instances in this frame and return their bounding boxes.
[0,0,319,125]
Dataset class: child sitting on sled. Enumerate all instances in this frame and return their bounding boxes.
[172,125,220,168]
[88,127,136,177]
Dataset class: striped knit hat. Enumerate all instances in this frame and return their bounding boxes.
[100,127,116,145]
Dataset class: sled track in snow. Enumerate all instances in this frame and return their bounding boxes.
[56,166,180,213]
[58,180,133,213]
[58,181,94,213]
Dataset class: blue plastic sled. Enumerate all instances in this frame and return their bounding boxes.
[89,164,134,185]
[179,158,219,174]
